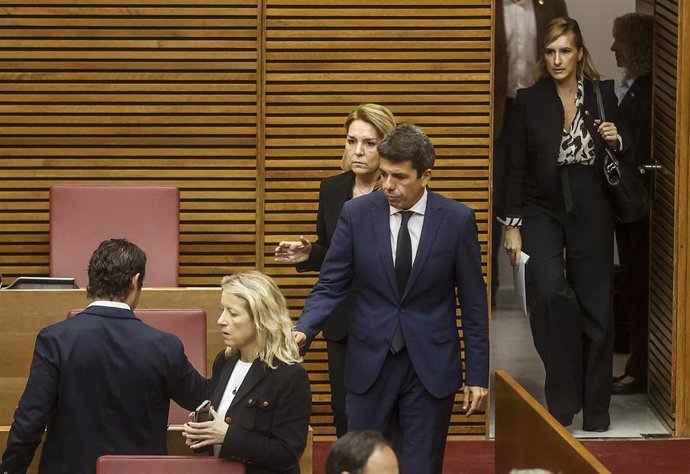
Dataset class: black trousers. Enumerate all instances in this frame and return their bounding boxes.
[614,217,650,382]
[522,165,614,428]
[326,338,348,437]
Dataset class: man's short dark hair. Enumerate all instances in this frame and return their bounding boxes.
[377,122,435,178]
[325,430,391,474]
[86,239,146,301]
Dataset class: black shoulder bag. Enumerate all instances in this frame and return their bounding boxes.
[593,81,650,223]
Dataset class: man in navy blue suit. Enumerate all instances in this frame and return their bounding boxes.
[1,239,207,474]
[294,123,489,474]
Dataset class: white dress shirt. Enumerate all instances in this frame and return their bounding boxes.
[389,188,427,266]
[87,300,131,310]
[504,0,538,98]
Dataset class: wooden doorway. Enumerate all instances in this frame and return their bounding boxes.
[648,0,690,436]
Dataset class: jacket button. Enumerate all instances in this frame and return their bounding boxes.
[262,400,269,408]
[247,398,254,405]
[584,110,590,116]
[225,416,233,424]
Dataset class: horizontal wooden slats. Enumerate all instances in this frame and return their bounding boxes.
[0,0,491,439]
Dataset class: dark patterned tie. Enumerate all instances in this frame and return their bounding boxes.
[391,210,413,353]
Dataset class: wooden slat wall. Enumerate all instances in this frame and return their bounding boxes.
[0,0,491,438]
[261,0,491,437]
[0,0,260,285]
[649,0,678,431]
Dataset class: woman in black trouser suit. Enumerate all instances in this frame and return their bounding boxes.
[274,103,396,437]
[500,18,631,432]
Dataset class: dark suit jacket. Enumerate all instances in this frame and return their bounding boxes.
[494,0,568,136]
[296,189,489,398]
[296,170,355,341]
[0,305,208,474]
[618,73,652,187]
[502,78,631,217]
[210,352,311,474]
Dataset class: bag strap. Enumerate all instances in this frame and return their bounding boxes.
[593,81,607,122]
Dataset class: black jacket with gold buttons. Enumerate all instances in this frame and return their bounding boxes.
[209,351,311,474]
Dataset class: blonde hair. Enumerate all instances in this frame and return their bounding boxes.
[536,17,601,82]
[613,13,653,79]
[220,271,301,368]
[341,103,396,171]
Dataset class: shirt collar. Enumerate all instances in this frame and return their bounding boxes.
[389,187,428,216]
[88,300,131,310]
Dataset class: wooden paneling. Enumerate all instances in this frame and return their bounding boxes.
[0,0,491,438]
[494,371,609,474]
[262,0,491,437]
[672,0,690,437]
[649,0,678,432]
[0,0,260,286]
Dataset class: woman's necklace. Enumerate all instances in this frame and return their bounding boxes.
[354,179,375,197]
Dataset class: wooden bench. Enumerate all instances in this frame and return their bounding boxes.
[494,370,610,473]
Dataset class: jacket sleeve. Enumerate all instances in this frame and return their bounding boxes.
[600,80,634,164]
[455,210,489,387]
[166,335,209,412]
[500,88,528,222]
[0,330,59,473]
[296,178,329,273]
[218,366,312,470]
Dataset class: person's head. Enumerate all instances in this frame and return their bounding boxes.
[537,17,600,83]
[377,123,434,210]
[341,103,397,174]
[218,271,300,368]
[325,430,399,474]
[86,239,146,307]
[611,13,653,79]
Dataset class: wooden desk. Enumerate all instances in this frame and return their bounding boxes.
[0,288,224,425]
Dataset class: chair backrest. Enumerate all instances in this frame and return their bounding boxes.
[50,184,180,288]
[96,455,245,474]
[67,308,207,424]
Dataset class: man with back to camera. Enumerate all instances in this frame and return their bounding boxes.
[0,239,208,474]
[293,123,489,474]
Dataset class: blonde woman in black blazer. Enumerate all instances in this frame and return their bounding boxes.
[274,103,396,437]
[183,272,311,474]
[500,18,631,433]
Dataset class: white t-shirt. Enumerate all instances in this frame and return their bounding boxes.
[213,359,254,456]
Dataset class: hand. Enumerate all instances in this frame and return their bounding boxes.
[504,227,522,268]
[292,330,307,348]
[595,119,620,149]
[462,385,488,416]
[274,236,312,263]
[182,407,229,449]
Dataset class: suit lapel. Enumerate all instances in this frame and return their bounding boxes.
[229,359,266,411]
[403,190,445,299]
[211,356,237,409]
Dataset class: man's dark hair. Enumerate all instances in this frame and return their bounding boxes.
[377,122,435,178]
[86,239,146,301]
[325,430,391,474]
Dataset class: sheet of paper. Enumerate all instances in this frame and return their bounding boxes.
[513,251,530,316]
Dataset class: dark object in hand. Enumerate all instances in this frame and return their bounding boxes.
[193,399,212,423]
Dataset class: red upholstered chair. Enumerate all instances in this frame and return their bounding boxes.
[96,455,245,474]
[67,308,207,424]
[50,184,180,288]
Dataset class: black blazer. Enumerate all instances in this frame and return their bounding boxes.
[210,352,311,474]
[0,305,208,474]
[296,170,355,341]
[502,77,631,217]
[618,73,652,187]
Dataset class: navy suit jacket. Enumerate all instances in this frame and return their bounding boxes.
[0,305,208,474]
[296,189,489,398]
